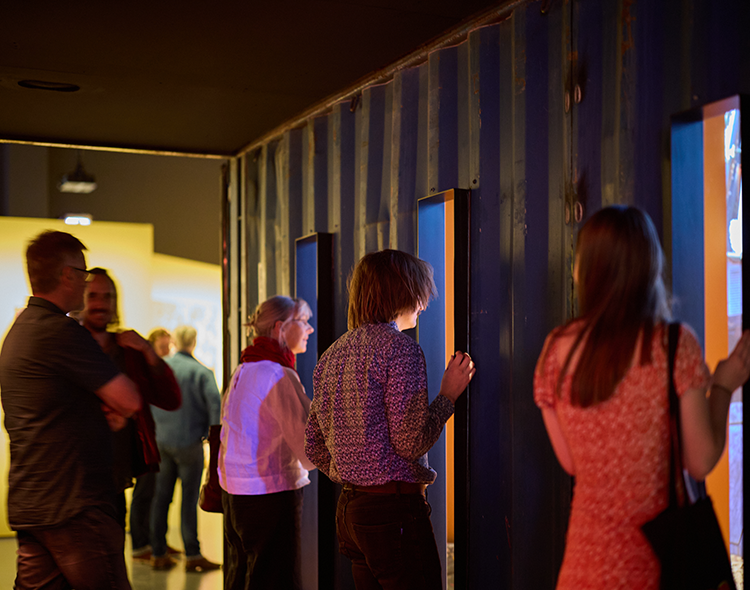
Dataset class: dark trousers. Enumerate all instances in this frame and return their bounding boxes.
[336,488,442,590]
[129,471,156,551]
[222,488,304,590]
[15,506,131,590]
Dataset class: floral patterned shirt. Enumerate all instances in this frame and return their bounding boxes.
[305,321,455,485]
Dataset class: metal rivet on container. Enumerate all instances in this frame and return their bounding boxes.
[575,202,584,223]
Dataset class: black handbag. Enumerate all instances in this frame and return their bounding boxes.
[640,322,736,590]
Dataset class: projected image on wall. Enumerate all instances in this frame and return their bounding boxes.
[724,106,742,564]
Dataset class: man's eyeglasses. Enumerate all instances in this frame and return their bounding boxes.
[68,266,95,282]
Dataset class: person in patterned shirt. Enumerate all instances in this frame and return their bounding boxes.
[305,248,475,589]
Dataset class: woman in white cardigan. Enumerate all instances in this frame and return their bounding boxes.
[219,295,316,590]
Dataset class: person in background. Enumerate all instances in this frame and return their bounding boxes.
[80,269,182,542]
[127,327,182,562]
[534,206,750,589]
[151,325,222,572]
[219,295,316,590]
[0,231,141,589]
[306,249,475,589]
[149,327,173,359]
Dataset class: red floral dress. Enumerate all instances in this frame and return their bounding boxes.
[534,323,710,589]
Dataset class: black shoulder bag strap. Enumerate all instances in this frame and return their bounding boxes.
[666,321,680,508]
[668,322,708,506]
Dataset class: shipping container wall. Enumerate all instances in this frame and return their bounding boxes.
[228,0,750,587]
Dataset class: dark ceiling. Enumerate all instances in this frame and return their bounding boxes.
[0,1,505,157]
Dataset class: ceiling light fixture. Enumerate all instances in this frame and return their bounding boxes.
[58,151,97,194]
[63,214,93,226]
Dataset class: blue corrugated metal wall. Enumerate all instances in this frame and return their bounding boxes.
[230,0,750,587]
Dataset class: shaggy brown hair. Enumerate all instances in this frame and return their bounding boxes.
[347,249,437,330]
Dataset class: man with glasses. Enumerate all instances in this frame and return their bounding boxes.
[0,230,142,589]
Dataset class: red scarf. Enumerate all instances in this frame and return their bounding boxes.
[240,336,296,371]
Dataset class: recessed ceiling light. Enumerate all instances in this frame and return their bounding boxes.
[17,79,81,93]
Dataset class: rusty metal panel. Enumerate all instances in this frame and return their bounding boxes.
[465,18,510,589]
[223,158,241,386]
[428,44,460,192]
[274,128,303,296]
[329,101,357,337]
[389,67,421,253]
[302,117,329,236]
[241,153,258,338]
[572,0,603,217]
[630,0,667,226]
[510,4,573,589]
[355,84,390,258]
[257,142,276,302]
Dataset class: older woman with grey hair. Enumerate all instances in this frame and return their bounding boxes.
[219,295,316,590]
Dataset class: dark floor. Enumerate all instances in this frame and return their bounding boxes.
[0,532,223,590]
[0,487,224,590]
[1,534,739,590]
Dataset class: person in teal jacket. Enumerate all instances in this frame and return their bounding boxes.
[151,325,222,572]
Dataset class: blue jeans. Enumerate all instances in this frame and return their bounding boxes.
[150,442,204,557]
[15,506,131,590]
[129,471,156,551]
[336,488,442,590]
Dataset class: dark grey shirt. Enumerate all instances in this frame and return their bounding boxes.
[0,297,120,529]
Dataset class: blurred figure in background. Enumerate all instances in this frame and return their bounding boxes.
[151,325,222,572]
[128,327,180,560]
[80,269,182,556]
[148,327,173,359]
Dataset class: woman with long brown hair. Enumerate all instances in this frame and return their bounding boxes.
[534,206,750,589]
